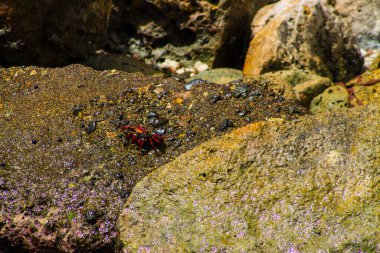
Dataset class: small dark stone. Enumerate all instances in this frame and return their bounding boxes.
[224,93,233,99]
[219,119,233,131]
[184,79,207,91]
[32,139,37,145]
[147,112,158,118]
[210,94,222,104]
[118,189,128,199]
[154,128,166,135]
[0,162,6,167]
[114,172,124,180]
[85,121,97,134]
[233,84,251,98]
[72,106,82,116]
[289,106,301,115]
[237,110,247,117]
[148,117,168,128]
[57,137,63,142]
[33,85,39,89]
[84,210,99,224]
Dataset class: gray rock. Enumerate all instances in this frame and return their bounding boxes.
[118,104,380,252]
[335,0,380,50]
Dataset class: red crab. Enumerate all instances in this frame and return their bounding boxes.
[121,125,165,152]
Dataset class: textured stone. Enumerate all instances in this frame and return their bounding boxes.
[243,0,363,82]
[310,68,380,113]
[259,69,332,106]
[0,0,112,66]
[118,104,380,252]
[335,0,380,49]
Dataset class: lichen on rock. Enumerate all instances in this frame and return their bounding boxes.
[118,104,380,252]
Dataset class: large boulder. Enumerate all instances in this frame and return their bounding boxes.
[335,0,380,49]
[118,104,380,252]
[107,0,276,70]
[0,65,305,252]
[243,0,363,82]
[0,0,112,66]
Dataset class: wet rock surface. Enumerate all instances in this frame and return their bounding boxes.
[0,64,306,252]
[0,0,112,66]
[118,104,380,252]
[243,0,363,82]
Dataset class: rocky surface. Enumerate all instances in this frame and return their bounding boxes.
[107,0,276,71]
[257,69,332,106]
[335,0,380,50]
[0,0,112,66]
[118,104,380,252]
[311,68,380,114]
[0,64,306,252]
[243,0,363,82]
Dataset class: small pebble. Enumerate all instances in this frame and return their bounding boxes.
[237,110,247,117]
[148,117,168,127]
[209,94,222,104]
[85,121,97,134]
[184,79,207,91]
[32,139,37,145]
[219,119,233,131]
[147,112,158,118]
[233,84,250,98]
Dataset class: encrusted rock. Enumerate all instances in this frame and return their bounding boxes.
[0,0,112,66]
[243,0,363,82]
[118,104,380,252]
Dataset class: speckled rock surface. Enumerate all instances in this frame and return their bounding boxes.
[187,68,242,84]
[311,68,380,114]
[335,0,380,50]
[107,0,276,69]
[0,65,306,252]
[118,104,380,252]
[243,0,363,82]
[0,0,112,66]
[258,69,332,106]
